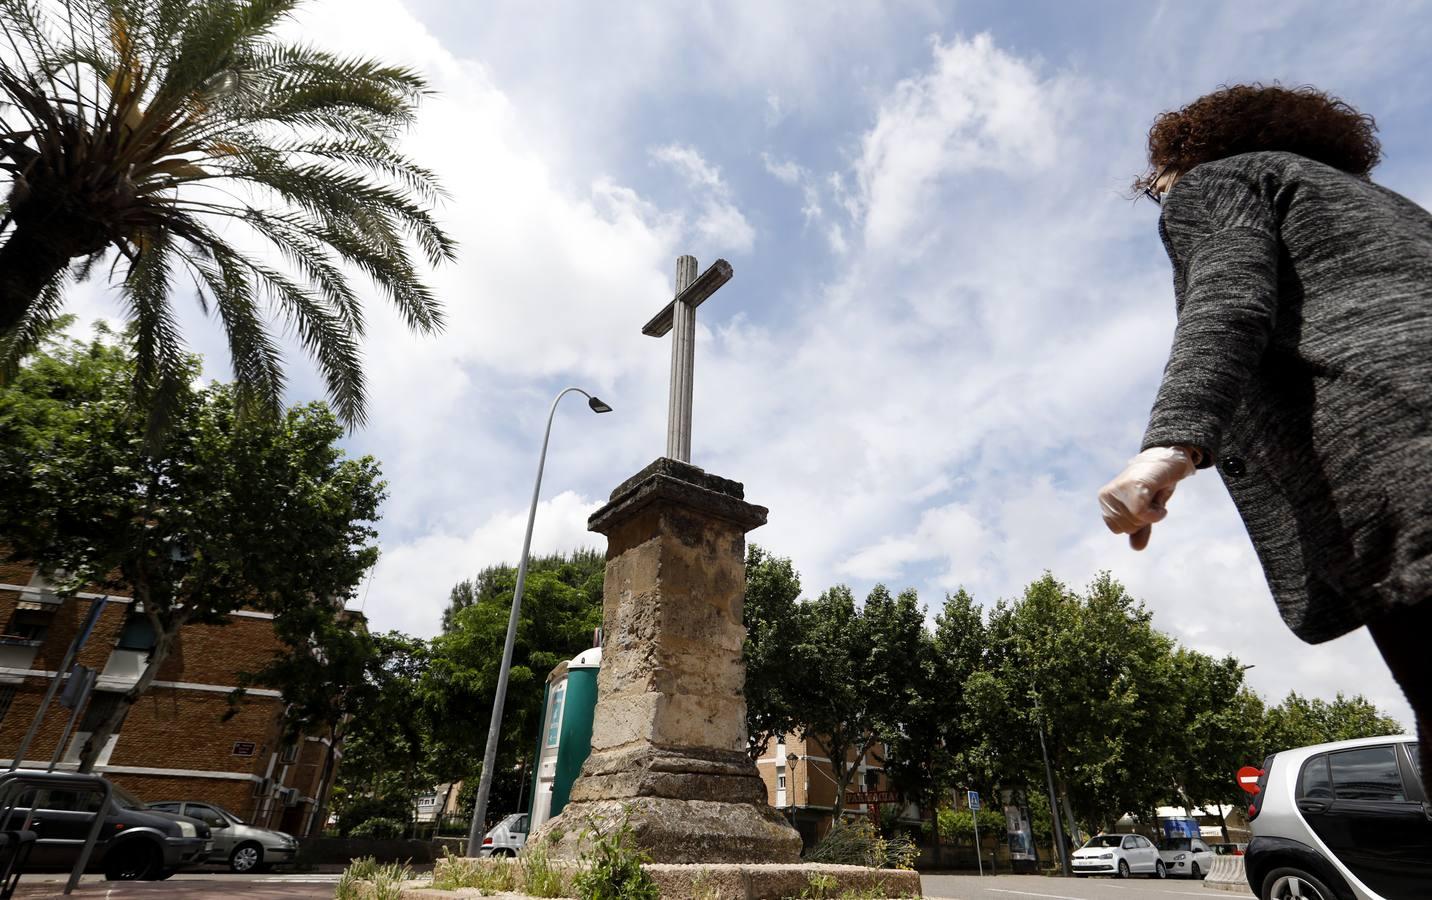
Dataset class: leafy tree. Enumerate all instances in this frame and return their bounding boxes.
[742,545,807,759]
[972,573,1177,836]
[1262,692,1405,757]
[0,325,383,773]
[885,588,987,861]
[237,623,425,836]
[797,584,926,823]
[1158,650,1265,839]
[0,0,455,427]
[421,550,604,817]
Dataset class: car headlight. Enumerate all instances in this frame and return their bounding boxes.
[175,821,197,838]
[276,832,297,846]
[1175,853,1187,860]
[1099,852,1113,859]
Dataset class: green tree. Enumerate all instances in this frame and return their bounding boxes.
[742,545,807,759]
[238,624,426,837]
[797,584,926,824]
[421,550,604,817]
[1158,650,1266,840]
[1262,692,1405,757]
[972,573,1178,837]
[0,326,384,772]
[0,0,455,427]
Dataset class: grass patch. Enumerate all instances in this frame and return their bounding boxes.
[335,857,412,900]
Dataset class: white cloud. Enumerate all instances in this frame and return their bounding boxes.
[651,144,756,254]
[243,1,1419,730]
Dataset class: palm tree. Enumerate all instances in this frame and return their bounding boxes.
[0,0,455,427]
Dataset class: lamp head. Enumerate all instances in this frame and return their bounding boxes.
[588,396,613,414]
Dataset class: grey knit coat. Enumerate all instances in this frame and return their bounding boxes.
[1141,150,1432,643]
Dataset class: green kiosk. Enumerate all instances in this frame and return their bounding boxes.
[528,645,601,831]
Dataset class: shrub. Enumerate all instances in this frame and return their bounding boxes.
[572,813,659,900]
[432,851,519,893]
[336,857,412,900]
[803,819,918,870]
[349,817,406,840]
[521,840,569,898]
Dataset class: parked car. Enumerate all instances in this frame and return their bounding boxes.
[1072,833,1166,878]
[477,813,528,857]
[147,801,299,873]
[1211,841,1248,856]
[1244,734,1430,900]
[1158,836,1214,879]
[2,776,210,880]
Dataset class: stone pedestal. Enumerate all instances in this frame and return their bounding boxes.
[535,458,802,864]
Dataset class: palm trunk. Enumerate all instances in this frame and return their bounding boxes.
[0,221,77,334]
[77,620,178,773]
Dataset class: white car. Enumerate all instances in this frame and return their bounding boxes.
[477,813,528,857]
[1072,833,1167,878]
[1159,836,1214,879]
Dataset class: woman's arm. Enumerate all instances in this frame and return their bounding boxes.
[1141,165,1282,462]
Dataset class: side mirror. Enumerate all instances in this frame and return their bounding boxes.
[209,819,229,829]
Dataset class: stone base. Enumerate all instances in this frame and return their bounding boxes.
[535,796,802,865]
[419,858,922,900]
[569,745,767,804]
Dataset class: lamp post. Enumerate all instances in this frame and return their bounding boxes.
[466,387,612,854]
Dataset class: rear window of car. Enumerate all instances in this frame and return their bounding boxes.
[1328,746,1406,802]
[1299,755,1334,799]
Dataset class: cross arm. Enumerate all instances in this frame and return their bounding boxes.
[641,259,734,337]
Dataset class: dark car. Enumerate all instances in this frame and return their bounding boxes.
[4,774,210,880]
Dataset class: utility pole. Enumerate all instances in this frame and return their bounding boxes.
[1036,708,1071,877]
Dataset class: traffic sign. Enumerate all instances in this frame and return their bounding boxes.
[1237,766,1264,795]
[967,790,980,811]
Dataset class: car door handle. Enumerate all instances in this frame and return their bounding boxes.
[1297,799,1329,814]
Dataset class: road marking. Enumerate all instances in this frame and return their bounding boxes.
[1099,883,1247,897]
[986,890,1086,900]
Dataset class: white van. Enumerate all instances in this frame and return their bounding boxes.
[477,813,528,857]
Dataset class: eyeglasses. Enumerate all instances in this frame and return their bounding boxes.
[1144,166,1173,205]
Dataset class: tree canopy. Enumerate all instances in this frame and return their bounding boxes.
[0,323,384,771]
[0,0,455,428]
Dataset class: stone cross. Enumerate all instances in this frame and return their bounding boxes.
[642,255,732,463]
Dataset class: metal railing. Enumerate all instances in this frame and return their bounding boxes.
[0,770,112,896]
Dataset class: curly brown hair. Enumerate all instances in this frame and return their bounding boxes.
[1135,83,1381,193]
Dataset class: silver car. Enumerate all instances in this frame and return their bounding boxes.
[1244,734,1430,900]
[147,801,299,873]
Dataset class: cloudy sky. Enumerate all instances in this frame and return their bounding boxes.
[70,1,1432,725]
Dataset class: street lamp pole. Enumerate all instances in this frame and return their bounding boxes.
[466,387,612,854]
[1035,703,1071,877]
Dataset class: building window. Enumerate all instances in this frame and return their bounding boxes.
[116,616,157,652]
[777,770,787,790]
[3,603,54,643]
[0,687,15,724]
[545,684,566,748]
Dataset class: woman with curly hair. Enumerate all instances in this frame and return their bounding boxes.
[1097,84,1432,777]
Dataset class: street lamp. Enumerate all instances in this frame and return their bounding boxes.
[466,387,612,853]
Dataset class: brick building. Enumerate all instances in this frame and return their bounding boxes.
[0,561,338,836]
[754,731,921,847]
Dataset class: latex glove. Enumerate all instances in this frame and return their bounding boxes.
[1098,447,1198,550]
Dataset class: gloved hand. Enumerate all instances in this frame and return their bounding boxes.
[1098,446,1198,550]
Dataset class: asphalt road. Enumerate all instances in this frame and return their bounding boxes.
[11,872,342,898]
[922,873,1255,900]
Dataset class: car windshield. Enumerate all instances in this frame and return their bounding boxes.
[207,804,245,825]
[110,783,146,811]
[1083,835,1123,848]
[1163,838,1192,850]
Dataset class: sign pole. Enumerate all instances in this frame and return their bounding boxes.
[968,790,983,876]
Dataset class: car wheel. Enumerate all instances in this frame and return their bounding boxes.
[230,842,264,873]
[1116,859,1130,879]
[1154,860,1166,879]
[1263,867,1336,900]
[104,841,162,881]
[1191,862,1202,880]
